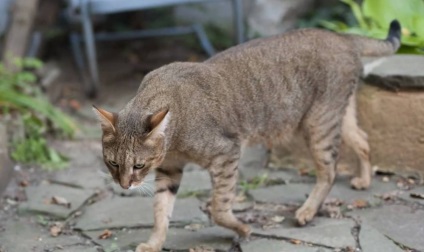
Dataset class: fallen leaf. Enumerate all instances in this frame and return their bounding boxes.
[184,223,204,231]
[290,239,302,245]
[352,199,368,208]
[19,180,29,187]
[50,225,61,237]
[50,222,63,237]
[270,215,285,223]
[376,192,398,201]
[51,196,71,208]
[324,197,344,206]
[98,229,113,240]
[189,246,215,252]
[69,99,81,111]
[410,193,424,200]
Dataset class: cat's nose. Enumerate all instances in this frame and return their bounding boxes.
[120,184,130,189]
[119,178,132,189]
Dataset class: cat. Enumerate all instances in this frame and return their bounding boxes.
[93,20,401,252]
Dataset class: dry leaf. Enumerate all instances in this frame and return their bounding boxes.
[184,223,204,231]
[189,246,215,252]
[98,229,113,240]
[50,222,63,237]
[51,196,71,208]
[352,199,368,208]
[410,193,424,200]
[19,180,29,187]
[270,215,285,223]
[50,225,61,237]
[290,239,302,245]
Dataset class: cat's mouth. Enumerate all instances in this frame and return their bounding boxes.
[128,182,142,190]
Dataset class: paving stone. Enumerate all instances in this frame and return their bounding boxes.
[84,226,234,251]
[59,245,99,252]
[53,140,103,167]
[397,186,424,205]
[239,144,279,182]
[347,205,424,251]
[249,176,398,205]
[364,55,424,90]
[242,239,331,252]
[249,183,311,204]
[360,224,403,252]
[0,218,86,252]
[75,197,208,230]
[252,217,356,248]
[18,183,95,219]
[179,165,212,193]
[52,167,106,190]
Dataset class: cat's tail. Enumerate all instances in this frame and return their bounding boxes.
[348,20,401,57]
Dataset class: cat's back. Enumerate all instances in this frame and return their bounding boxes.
[206,28,356,65]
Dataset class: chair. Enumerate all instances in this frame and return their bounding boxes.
[66,0,244,97]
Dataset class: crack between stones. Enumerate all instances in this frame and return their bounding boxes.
[250,231,336,250]
[347,216,362,252]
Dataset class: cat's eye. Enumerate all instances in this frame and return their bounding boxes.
[133,164,145,170]
[108,160,119,168]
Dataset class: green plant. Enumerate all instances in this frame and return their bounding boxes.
[239,173,268,192]
[0,58,76,170]
[319,0,424,54]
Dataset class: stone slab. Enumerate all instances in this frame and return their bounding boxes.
[179,165,212,193]
[52,167,106,190]
[249,176,398,205]
[252,217,356,248]
[365,55,424,78]
[360,224,403,252]
[53,140,103,168]
[347,205,424,251]
[18,183,95,219]
[397,186,424,205]
[0,218,86,252]
[242,239,331,252]
[84,226,234,251]
[75,197,208,230]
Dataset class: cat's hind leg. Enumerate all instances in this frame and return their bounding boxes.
[342,94,371,190]
[295,105,344,225]
[136,166,183,252]
[206,146,251,238]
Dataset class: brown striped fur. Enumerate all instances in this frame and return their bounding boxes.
[93,21,401,252]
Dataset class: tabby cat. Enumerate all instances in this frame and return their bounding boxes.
[93,20,401,252]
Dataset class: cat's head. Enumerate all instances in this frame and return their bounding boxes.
[92,106,170,189]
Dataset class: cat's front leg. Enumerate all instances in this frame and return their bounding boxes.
[207,147,251,238]
[136,167,183,252]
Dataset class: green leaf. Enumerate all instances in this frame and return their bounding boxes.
[341,0,368,29]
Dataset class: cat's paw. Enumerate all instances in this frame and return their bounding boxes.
[136,243,158,252]
[350,177,370,190]
[295,205,317,226]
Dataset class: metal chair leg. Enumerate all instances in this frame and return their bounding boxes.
[192,24,215,56]
[80,0,99,98]
[70,33,86,74]
[231,0,244,44]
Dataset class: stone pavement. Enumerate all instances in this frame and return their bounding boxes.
[1,138,423,252]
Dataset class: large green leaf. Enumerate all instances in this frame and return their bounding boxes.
[363,0,424,33]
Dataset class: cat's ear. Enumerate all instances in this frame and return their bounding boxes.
[147,109,170,138]
[92,105,117,134]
